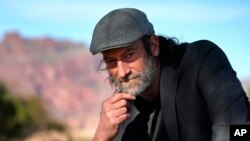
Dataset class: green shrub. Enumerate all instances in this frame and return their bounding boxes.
[0,83,67,139]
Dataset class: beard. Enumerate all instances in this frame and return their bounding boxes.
[109,55,156,96]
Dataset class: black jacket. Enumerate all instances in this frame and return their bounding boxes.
[160,40,250,141]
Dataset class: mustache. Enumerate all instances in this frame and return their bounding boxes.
[114,72,141,83]
[113,73,141,93]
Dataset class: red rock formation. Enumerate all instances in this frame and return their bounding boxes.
[0,32,112,137]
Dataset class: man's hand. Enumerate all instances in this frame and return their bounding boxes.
[93,93,136,141]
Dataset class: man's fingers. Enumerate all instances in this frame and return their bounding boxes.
[105,108,130,126]
[112,99,131,110]
[106,107,129,119]
[99,94,134,129]
[113,107,128,117]
[101,94,134,116]
[116,114,130,125]
[110,93,136,103]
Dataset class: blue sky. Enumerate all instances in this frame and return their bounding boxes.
[0,0,250,79]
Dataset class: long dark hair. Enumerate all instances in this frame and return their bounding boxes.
[141,35,187,66]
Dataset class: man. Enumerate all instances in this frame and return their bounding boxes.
[89,8,250,141]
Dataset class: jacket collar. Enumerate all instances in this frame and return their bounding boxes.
[160,63,182,141]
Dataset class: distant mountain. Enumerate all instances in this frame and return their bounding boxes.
[0,32,112,137]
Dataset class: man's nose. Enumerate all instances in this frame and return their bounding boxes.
[117,60,130,78]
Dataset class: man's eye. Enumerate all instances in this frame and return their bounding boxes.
[123,52,137,62]
[124,52,135,58]
[105,59,115,64]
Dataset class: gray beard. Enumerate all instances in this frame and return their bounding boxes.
[109,55,156,96]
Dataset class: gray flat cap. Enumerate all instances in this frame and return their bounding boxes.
[90,8,154,55]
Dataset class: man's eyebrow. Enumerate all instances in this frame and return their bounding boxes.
[103,46,136,60]
[103,56,115,61]
[123,47,136,53]
[119,47,138,58]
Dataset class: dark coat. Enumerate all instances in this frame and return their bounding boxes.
[160,40,250,141]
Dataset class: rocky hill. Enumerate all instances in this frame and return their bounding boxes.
[0,32,112,138]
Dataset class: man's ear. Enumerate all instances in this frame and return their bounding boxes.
[150,34,160,57]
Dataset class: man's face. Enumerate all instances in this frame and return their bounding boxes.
[102,40,156,96]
